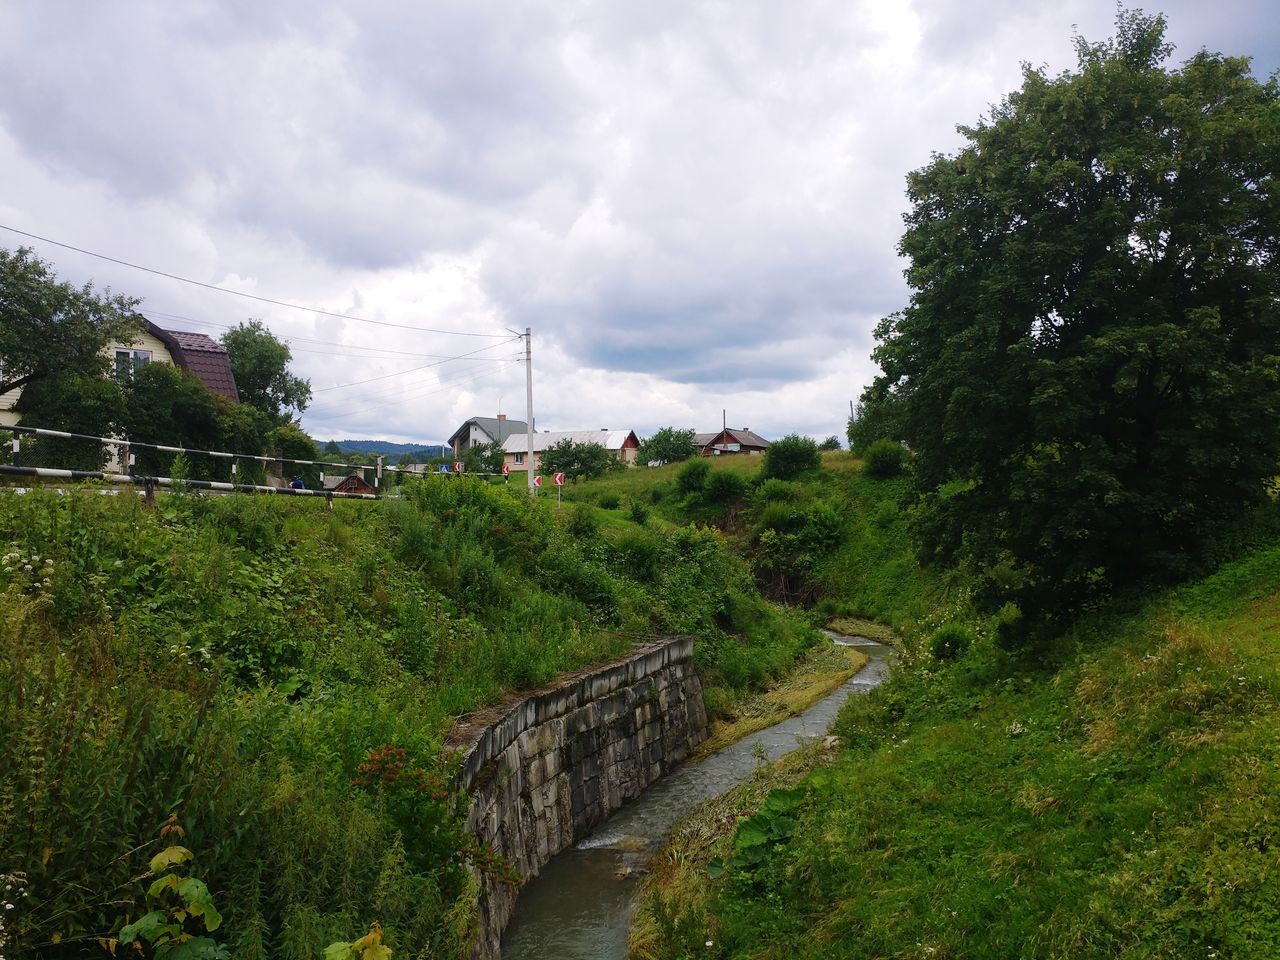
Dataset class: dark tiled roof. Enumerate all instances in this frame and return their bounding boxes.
[724,428,769,448]
[449,416,528,444]
[148,323,240,402]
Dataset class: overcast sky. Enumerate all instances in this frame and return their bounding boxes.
[2,2,1276,445]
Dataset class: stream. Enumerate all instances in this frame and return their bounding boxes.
[500,631,891,959]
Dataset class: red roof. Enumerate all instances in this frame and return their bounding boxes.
[145,323,240,403]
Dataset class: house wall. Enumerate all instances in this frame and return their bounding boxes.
[447,636,706,959]
[0,333,175,431]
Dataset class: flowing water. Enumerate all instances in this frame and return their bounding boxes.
[500,631,891,959]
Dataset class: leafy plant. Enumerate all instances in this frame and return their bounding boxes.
[862,439,905,479]
[761,435,820,481]
[116,816,229,960]
[324,923,392,960]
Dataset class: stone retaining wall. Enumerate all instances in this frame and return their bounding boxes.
[446,636,707,959]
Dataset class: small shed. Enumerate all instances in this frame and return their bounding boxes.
[323,473,375,494]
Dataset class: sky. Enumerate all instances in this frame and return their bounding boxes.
[2,1,1276,446]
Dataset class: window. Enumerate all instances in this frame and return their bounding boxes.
[514,452,525,464]
[114,349,151,379]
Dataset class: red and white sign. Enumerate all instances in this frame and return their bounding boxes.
[453,461,463,473]
[501,464,510,476]
[533,474,543,487]
[553,472,565,487]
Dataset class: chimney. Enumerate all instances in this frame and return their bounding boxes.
[497,413,506,421]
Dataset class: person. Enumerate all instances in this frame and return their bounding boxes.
[289,475,305,490]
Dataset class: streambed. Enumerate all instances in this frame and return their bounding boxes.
[500,631,891,959]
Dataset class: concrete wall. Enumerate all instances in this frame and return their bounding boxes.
[446,636,707,959]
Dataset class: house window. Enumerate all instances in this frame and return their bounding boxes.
[114,349,151,379]
[514,452,525,464]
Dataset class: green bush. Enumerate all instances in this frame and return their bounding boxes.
[676,458,711,495]
[629,499,651,526]
[598,492,622,510]
[928,623,973,661]
[761,435,820,480]
[567,503,600,538]
[753,478,798,505]
[648,482,671,505]
[704,470,749,506]
[862,438,906,479]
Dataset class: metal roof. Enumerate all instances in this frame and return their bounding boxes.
[448,416,528,445]
[502,429,637,453]
[145,321,240,403]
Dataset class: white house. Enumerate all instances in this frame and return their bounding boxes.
[501,429,641,473]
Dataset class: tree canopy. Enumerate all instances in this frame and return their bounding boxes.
[0,247,141,396]
[539,439,621,481]
[221,319,311,423]
[865,10,1280,617]
[636,427,699,464]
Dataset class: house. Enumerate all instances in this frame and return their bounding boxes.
[698,427,770,456]
[323,472,375,494]
[501,429,641,473]
[0,318,239,429]
[448,414,527,458]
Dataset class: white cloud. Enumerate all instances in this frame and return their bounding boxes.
[0,0,1275,444]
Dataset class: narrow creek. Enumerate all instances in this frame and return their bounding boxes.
[500,631,891,959]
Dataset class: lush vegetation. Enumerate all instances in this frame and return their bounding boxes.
[636,427,699,465]
[638,536,1280,959]
[0,477,815,958]
[537,437,623,481]
[858,10,1280,622]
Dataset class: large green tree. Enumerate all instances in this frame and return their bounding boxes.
[0,247,141,396]
[867,11,1280,616]
[221,319,311,424]
[539,439,621,481]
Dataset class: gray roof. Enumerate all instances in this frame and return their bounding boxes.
[693,433,717,447]
[702,428,769,449]
[448,416,528,445]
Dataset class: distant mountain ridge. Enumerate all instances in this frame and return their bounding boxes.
[330,439,450,459]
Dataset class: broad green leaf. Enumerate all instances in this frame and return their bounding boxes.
[734,822,768,849]
[149,874,181,898]
[324,943,355,960]
[149,846,194,872]
[119,911,169,945]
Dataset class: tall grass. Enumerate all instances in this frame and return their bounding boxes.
[0,477,814,957]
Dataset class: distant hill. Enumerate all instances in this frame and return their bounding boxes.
[328,439,450,460]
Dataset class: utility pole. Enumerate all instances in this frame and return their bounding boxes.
[524,326,535,495]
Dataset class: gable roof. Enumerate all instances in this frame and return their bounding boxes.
[448,416,528,445]
[502,429,638,454]
[704,427,770,450]
[146,321,240,403]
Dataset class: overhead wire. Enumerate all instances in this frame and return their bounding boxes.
[312,337,523,392]
[0,222,513,337]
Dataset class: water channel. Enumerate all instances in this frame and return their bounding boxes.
[501,631,891,959]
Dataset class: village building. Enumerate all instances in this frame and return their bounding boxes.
[501,429,640,474]
[0,318,239,429]
[322,472,376,494]
[448,414,527,458]
[697,427,770,456]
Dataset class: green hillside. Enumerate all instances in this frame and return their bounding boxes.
[0,479,814,958]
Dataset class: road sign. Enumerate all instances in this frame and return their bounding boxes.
[533,474,543,488]
[501,464,510,476]
[438,464,450,474]
[553,472,565,486]
[453,461,463,473]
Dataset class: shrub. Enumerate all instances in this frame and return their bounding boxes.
[754,478,798,505]
[629,499,650,526]
[703,470,749,505]
[617,529,660,581]
[928,623,974,661]
[863,438,906,478]
[567,503,599,538]
[762,435,820,480]
[676,458,710,495]
[648,482,671,505]
[598,492,622,510]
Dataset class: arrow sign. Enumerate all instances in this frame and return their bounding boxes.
[533,474,543,488]
[502,464,510,476]
[553,472,565,486]
[453,461,463,473]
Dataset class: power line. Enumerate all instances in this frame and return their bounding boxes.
[138,310,515,361]
[313,337,523,392]
[316,362,518,420]
[0,222,510,338]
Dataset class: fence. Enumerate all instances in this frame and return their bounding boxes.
[0,424,507,500]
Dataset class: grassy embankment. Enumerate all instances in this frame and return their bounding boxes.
[0,476,817,959]
[631,454,1280,959]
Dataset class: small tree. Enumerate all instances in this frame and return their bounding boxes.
[465,441,505,475]
[221,319,311,424]
[675,458,710,495]
[762,435,820,480]
[269,422,321,488]
[818,435,842,451]
[862,439,906,479]
[539,439,619,481]
[636,427,699,464]
[122,364,222,477]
